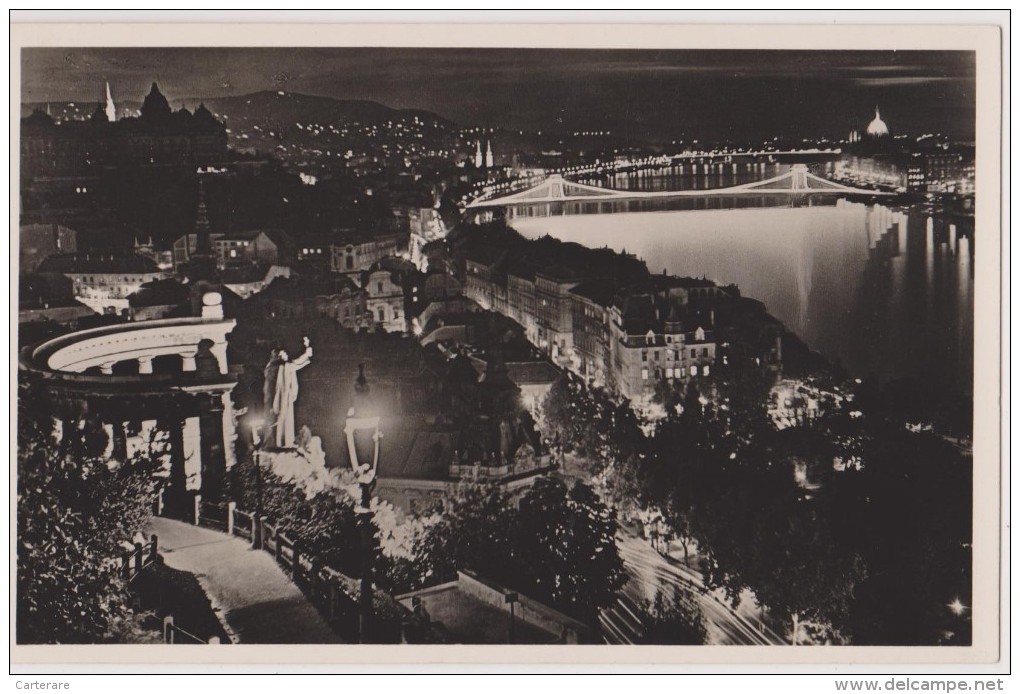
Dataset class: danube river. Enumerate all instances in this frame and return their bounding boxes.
[508,170,974,396]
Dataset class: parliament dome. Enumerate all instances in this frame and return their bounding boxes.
[866,107,889,137]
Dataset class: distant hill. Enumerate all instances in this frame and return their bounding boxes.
[22,90,454,128]
[192,90,454,129]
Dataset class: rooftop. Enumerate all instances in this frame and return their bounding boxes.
[127,278,190,307]
[36,253,161,275]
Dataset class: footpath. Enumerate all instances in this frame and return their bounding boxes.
[148,517,343,644]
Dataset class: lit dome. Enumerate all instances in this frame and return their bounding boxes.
[866,107,889,137]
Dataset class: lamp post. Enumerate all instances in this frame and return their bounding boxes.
[505,591,518,644]
[246,415,266,549]
[344,364,382,643]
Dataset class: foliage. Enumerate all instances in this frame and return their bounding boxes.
[638,587,708,645]
[515,477,627,621]
[411,483,519,588]
[636,366,972,645]
[412,477,626,623]
[822,404,973,645]
[233,449,363,577]
[16,382,162,644]
[540,375,647,507]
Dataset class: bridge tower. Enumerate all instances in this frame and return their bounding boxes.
[790,164,809,191]
[546,174,565,199]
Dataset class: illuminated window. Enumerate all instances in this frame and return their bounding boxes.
[641,368,649,381]
[690,365,698,377]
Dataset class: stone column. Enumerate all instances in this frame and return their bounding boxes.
[221,392,237,472]
[181,352,197,372]
[211,342,229,375]
[161,410,190,520]
[103,423,116,459]
[197,393,227,501]
[100,362,115,375]
[182,414,202,491]
[138,356,154,374]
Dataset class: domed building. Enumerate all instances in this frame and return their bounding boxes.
[866,106,890,138]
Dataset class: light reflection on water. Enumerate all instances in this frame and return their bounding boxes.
[508,191,974,395]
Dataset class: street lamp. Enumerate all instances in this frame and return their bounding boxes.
[948,597,968,617]
[505,591,518,644]
[245,414,266,550]
[344,364,382,643]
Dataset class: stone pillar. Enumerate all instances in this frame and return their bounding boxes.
[138,356,154,374]
[211,342,229,375]
[111,421,128,461]
[198,393,227,501]
[161,411,190,520]
[103,423,115,459]
[100,362,115,375]
[181,352,197,372]
[182,415,202,491]
[221,392,237,472]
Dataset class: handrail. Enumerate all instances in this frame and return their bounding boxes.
[163,615,219,645]
[191,498,412,642]
[118,534,159,583]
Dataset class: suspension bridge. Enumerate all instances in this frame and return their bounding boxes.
[466,164,891,209]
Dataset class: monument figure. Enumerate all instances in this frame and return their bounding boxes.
[272,337,313,448]
[262,347,282,440]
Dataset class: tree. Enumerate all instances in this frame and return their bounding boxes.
[639,587,707,645]
[822,402,973,645]
[17,383,162,643]
[411,482,519,588]
[411,478,626,625]
[514,477,626,622]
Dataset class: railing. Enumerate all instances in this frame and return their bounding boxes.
[188,497,401,643]
[118,534,159,583]
[163,615,220,645]
[117,532,227,644]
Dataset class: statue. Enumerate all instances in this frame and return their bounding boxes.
[272,337,313,448]
[263,347,283,440]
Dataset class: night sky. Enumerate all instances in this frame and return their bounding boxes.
[21,48,976,142]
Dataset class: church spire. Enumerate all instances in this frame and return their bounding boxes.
[105,81,116,122]
[186,176,219,286]
[194,177,212,255]
[485,140,494,168]
[474,140,483,169]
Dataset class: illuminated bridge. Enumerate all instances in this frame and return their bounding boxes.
[466,165,891,209]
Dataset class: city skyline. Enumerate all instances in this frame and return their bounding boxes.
[14,29,990,659]
[22,48,976,142]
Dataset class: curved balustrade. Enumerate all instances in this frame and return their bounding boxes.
[23,315,236,384]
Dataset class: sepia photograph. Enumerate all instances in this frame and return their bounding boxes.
[9,17,1004,671]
